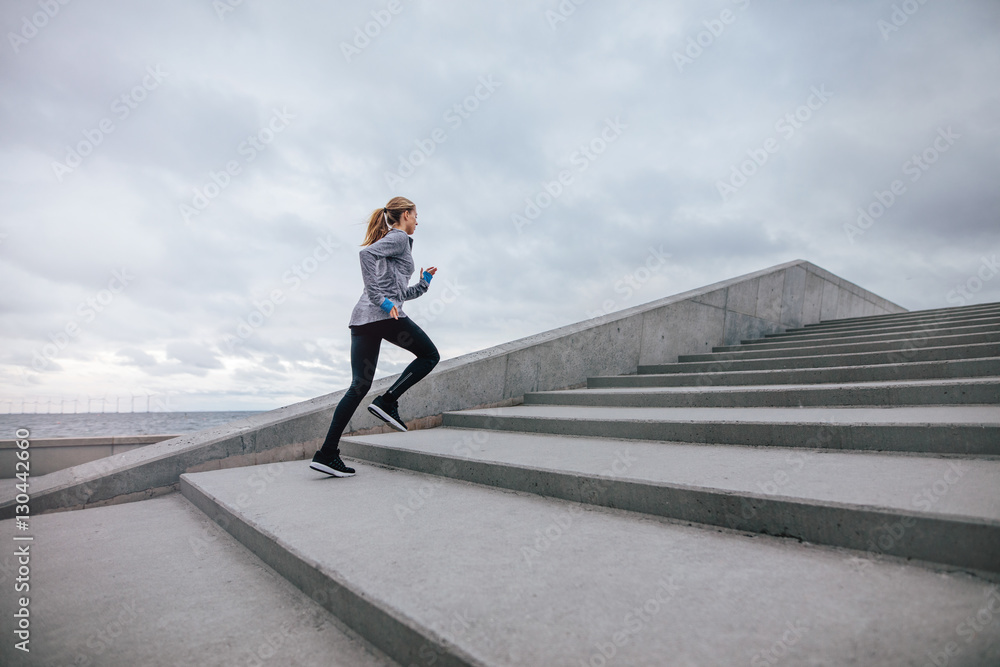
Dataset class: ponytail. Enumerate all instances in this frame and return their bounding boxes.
[361,196,415,246]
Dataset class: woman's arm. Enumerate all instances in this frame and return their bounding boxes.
[359,232,408,310]
[402,267,436,301]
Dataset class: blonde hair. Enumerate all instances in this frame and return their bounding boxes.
[361,196,415,246]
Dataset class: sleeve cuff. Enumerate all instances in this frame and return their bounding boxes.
[422,271,433,283]
[380,298,395,314]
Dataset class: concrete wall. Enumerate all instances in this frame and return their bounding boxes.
[0,259,906,518]
[0,435,177,477]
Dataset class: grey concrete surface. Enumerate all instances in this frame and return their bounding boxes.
[0,434,179,477]
[732,320,1000,350]
[783,314,1000,339]
[681,331,1000,362]
[0,494,396,667]
[342,428,1000,521]
[641,341,1000,374]
[804,301,1000,326]
[448,404,1000,426]
[592,357,1000,387]
[526,378,1000,407]
[0,260,905,519]
[798,307,1000,330]
[338,426,1000,572]
[442,405,1000,455]
[181,461,1000,666]
[799,314,1000,336]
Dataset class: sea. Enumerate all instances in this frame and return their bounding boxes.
[0,411,265,439]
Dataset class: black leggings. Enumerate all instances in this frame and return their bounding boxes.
[319,317,439,455]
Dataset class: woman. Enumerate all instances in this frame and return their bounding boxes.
[310,196,440,477]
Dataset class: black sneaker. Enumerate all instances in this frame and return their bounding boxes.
[310,451,355,477]
[368,394,407,432]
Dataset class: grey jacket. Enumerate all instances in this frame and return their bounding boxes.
[348,228,430,326]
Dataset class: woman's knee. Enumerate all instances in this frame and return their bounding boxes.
[348,380,373,396]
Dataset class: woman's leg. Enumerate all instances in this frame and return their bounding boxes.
[379,317,440,402]
[318,329,382,456]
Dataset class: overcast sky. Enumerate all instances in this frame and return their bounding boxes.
[2,0,998,413]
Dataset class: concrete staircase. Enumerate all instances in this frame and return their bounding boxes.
[177,301,1000,666]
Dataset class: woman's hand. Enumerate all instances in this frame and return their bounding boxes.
[421,266,437,277]
[389,304,399,319]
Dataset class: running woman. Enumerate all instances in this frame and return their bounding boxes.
[310,196,440,477]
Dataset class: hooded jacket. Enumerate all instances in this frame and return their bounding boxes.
[348,227,431,326]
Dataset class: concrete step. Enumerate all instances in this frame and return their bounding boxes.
[179,461,1000,666]
[733,320,1000,350]
[0,493,396,667]
[759,315,1000,347]
[780,311,1000,337]
[682,330,1000,363]
[640,341,1000,374]
[338,427,1000,573]
[802,301,1000,328]
[441,405,1000,455]
[592,357,1000,388]
[524,378,1000,408]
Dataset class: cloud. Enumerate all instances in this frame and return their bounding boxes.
[2,0,999,410]
[116,347,157,367]
[166,341,223,370]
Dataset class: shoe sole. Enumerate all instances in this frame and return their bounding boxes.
[310,461,356,477]
[368,403,408,432]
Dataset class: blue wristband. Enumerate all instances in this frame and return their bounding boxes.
[380,299,395,314]
[422,270,433,283]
